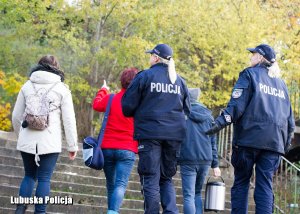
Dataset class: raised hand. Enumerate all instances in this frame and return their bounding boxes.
[101,80,110,90]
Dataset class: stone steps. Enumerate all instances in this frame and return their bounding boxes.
[0,155,238,202]
[0,135,256,213]
[0,184,145,211]
[0,146,236,186]
[0,173,142,200]
[0,194,144,214]
[0,163,142,191]
[0,163,239,206]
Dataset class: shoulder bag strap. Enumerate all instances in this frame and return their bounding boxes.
[97,94,115,146]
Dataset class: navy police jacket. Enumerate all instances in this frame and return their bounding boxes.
[121,63,191,141]
[215,63,295,155]
[178,101,219,168]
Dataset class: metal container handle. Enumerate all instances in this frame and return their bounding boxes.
[206,176,225,185]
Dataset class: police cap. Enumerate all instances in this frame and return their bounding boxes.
[146,44,173,60]
[247,44,276,63]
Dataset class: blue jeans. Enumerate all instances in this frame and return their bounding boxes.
[19,151,59,213]
[231,147,281,214]
[138,139,181,214]
[102,149,136,213]
[180,164,210,214]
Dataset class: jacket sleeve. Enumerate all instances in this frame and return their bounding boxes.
[182,82,191,116]
[92,88,109,112]
[61,90,78,152]
[12,89,26,137]
[210,134,219,168]
[121,75,143,117]
[215,70,252,128]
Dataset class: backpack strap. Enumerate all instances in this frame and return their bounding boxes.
[45,81,60,95]
[30,81,38,94]
[30,81,60,95]
[97,94,115,146]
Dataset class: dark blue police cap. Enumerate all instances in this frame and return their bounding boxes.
[146,44,173,60]
[247,44,276,63]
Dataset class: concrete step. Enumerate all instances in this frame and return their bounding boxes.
[0,154,134,179]
[0,173,143,200]
[0,195,144,214]
[0,164,142,191]
[0,184,145,210]
[0,147,235,186]
[0,140,234,181]
[0,146,84,167]
[0,153,207,190]
[0,161,237,204]
[0,146,237,192]
[0,206,65,214]
[1,181,245,212]
[0,139,84,157]
[0,172,242,206]
[1,137,253,212]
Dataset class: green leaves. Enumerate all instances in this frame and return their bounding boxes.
[1,0,299,134]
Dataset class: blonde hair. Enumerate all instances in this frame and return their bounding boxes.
[267,61,281,78]
[155,54,177,84]
[261,57,281,78]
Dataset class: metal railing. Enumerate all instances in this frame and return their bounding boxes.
[217,124,300,213]
[288,80,300,120]
[274,157,300,213]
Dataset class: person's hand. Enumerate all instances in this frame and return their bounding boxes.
[101,80,110,90]
[205,122,221,135]
[285,133,293,154]
[212,167,221,177]
[69,151,77,160]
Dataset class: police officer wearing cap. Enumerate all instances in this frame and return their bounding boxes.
[205,44,295,214]
[122,44,190,214]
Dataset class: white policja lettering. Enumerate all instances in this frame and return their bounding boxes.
[150,82,181,94]
[259,83,285,99]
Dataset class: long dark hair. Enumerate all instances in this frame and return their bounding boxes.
[30,55,65,81]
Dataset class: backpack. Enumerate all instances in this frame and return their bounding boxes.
[23,81,59,130]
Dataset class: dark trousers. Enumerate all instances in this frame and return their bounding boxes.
[137,139,181,214]
[230,147,281,214]
[19,152,59,213]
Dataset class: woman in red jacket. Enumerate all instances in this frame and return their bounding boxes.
[92,68,138,214]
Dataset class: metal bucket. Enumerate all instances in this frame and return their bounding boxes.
[204,176,226,212]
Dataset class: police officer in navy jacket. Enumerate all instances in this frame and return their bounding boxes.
[206,44,295,214]
[122,44,190,214]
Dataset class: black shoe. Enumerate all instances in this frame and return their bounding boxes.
[15,204,27,214]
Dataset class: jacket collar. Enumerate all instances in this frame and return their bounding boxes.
[150,63,168,69]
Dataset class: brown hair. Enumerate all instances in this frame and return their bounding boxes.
[38,55,60,69]
[34,55,65,81]
[120,68,138,89]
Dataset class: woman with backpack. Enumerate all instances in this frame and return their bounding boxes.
[12,55,78,214]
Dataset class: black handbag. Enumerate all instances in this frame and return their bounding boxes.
[82,94,114,170]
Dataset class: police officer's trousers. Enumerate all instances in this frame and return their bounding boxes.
[230,146,281,214]
[137,139,181,214]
